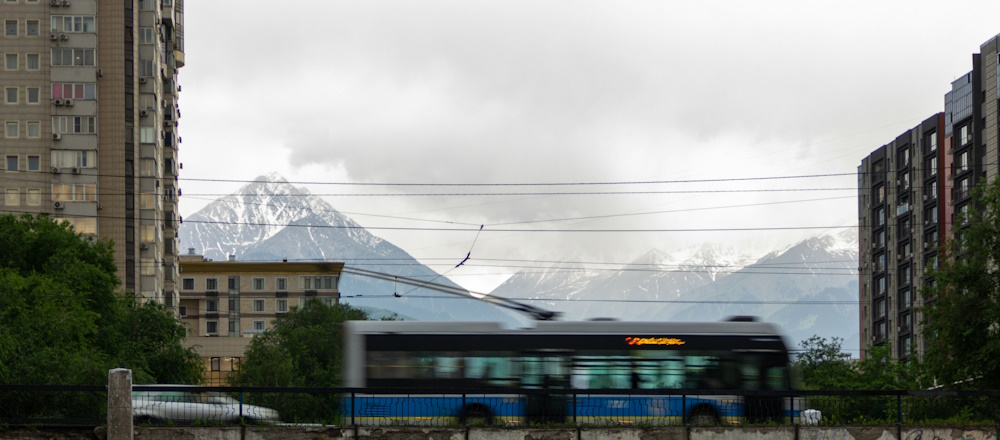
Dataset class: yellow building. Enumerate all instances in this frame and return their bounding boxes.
[179,249,343,385]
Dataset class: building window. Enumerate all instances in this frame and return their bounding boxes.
[901,289,912,309]
[140,258,155,276]
[140,126,156,143]
[52,217,96,235]
[253,277,265,291]
[26,189,40,206]
[276,277,287,291]
[206,321,218,335]
[51,150,96,168]
[139,158,156,176]
[6,155,17,171]
[960,125,971,146]
[26,155,39,172]
[179,306,187,317]
[276,299,288,314]
[253,320,265,331]
[52,184,96,201]
[5,88,17,104]
[52,116,97,134]
[5,189,18,206]
[52,83,96,100]
[140,225,155,242]
[206,278,218,291]
[875,298,886,319]
[26,121,39,138]
[139,59,154,76]
[182,278,194,290]
[4,121,16,138]
[252,299,265,312]
[139,192,156,209]
[140,27,155,44]
[210,357,221,372]
[51,48,96,66]
[322,298,334,307]
[4,54,15,70]
[26,20,38,37]
[139,0,155,10]
[26,53,38,70]
[26,87,39,104]
[300,275,338,290]
[50,16,96,33]
[229,319,238,333]
[206,299,219,313]
[5,20,17,37]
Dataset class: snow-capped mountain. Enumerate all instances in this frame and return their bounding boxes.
[179,173,523,324]
[498,230,860,350]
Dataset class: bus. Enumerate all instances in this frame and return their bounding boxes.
[342,319,794,426]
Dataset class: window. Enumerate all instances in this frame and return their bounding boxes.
[4,189,18,206]
[960,124,971,146]
[26,121,39,138]
[52,184,96,201]
[300,275,338,290]
[139,159,156,176]
[26,20,38,37]
[322,298,334,306]
[51,150,96,168]
[51,48,96,66]
[50,16,96,33]
[276,299,288,313]
[252,299,265,312]
[26,53,38,70]
[140,224,155,242]
[52,83,96,100]
[210,357,221,372]
[6,155,18,171]
[140,126,156,143]
[52,116,97,134]
[179,306,187,317]
[206,321,218,335]
[139,192,156,209]
[139,0,156,10]
[229,319,238,333]
[206,299,219,313]
[52,217,96,234]
[4,53,15,70]
[139,59,154,76]
[206,278,218,291]
[26,189,40,206]
[26,155,39,172]
[901,289,912,309]
[253,277,265,290]
[5,88,17,104]
[875,298,886,319]
[26,87,39,104]
[5,20,17,37]
[276,277,287,291]
[252,320,265,331]
[182,278,194,290]
[928,131,937,152]
[876,276,885,295]
[140,258,155,275]
[959,151,969,172]
[140,27,155,44]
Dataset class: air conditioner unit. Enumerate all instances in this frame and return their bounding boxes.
[54,99,64,106]
[139,77,147,84]
[140,243,148,250]
[139,110,148,117]
[59,34,68,41]
[50,0,59,5]
[52,133,62,140]
[71,167,80,174]
[61,0,71,6]
[64,99,74,106]
[49,33,59,40]
[53,201,64,210]
[52,167,62,174]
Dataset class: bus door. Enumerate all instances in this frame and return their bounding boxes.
[520,351,570,424]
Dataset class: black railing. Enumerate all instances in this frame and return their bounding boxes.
[2,385,999,427]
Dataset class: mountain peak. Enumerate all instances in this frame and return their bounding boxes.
[256,172,289,183]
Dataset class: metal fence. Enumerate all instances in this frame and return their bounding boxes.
[2,385,999,427]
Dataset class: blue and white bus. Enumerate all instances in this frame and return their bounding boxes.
[342,319,794,426]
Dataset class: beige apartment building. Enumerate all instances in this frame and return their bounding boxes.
[0,0,184,305]
[178,250,344,385]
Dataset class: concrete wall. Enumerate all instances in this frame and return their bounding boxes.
[0,426,996,440]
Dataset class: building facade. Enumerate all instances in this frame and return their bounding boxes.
[178,251,344,385]
[0,0,184,306]
[859,32,1000,360]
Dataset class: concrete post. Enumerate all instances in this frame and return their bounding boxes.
[107,369,133,440]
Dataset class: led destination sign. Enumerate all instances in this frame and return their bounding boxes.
[625,336,686,346]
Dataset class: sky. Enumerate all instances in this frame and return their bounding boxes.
[177,1,1000,293]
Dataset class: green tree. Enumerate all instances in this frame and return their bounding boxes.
[793,336,859,390]
[0,214,203,387]
[230,299,371,422]
[921,178,1000,390]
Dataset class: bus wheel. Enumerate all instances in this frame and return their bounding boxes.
[689,406,718,426]
[459,404,494,426]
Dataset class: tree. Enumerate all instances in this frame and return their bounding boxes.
[921,178,1000,390]
[793,336,859,390]
[230,299,372,422]
[0,214,203,388]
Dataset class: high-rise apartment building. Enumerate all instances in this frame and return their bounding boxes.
[859,32,1000,360]
[0,0,184,306]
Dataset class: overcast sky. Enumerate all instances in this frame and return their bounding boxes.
[177,1,1000,292]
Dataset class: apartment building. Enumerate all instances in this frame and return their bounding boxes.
[858,32,1000,360]
[178,250,344,385]
[0,0,185,306]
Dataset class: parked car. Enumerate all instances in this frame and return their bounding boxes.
[132,385,279,425]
